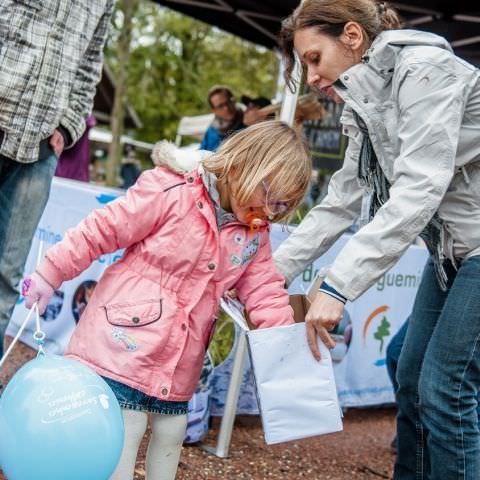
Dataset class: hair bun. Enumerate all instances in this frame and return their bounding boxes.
[378,1,402,30]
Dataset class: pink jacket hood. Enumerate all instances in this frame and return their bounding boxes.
[37,146,294,401]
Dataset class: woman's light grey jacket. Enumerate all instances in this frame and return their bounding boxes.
[274,30,480,301]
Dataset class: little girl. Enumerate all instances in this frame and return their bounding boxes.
[23,120,311,480]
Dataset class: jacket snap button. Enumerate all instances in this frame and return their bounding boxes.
[181,323,187,331]
[197,201,203,209]
[207,262,216,271]
[363,98,369,103]
[343,75,349,81]
[132,316,140,324]
[187,176,194,183]
[161,387,168,396]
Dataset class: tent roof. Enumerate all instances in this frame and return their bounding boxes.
[154,1,480,65]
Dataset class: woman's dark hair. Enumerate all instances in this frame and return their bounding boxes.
[279,0,402,91]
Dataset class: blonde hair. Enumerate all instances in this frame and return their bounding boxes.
[202,120,312,222]
[279,0,402,90]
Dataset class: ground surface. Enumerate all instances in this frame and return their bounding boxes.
[0,339,396,480]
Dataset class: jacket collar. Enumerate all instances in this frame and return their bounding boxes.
[335,29,453,87]
[183,167,269,234]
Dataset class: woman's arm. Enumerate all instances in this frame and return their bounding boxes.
[323,52,466,301]
[273,132,363,285]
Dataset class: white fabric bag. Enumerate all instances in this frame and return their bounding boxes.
[221,298,343,445]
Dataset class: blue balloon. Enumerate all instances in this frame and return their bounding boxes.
[0,354,124,480]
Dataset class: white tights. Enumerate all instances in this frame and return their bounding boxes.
[110,409,187,480]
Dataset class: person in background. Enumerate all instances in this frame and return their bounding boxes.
[273,1,480,478]
[120,146,142,190]
[200,85,244,151]
[0,0,114,357]
[22,120,311,480]
[241,95,273,126]
[55,114,97,182]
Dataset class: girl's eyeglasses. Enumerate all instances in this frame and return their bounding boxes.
[262,180,289,218]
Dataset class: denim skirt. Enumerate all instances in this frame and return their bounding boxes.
[102,376,189,415]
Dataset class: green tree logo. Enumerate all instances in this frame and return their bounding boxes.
[373,316,391,353]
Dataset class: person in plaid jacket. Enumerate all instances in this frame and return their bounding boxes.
[0,0,114,356]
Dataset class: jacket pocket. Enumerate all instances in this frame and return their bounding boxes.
[104,299,163,327]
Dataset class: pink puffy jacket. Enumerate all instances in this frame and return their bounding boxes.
[37,164,294,401]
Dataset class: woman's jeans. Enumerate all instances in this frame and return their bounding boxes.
[387,318,410,393]
[394,256,480,480]
[0,153,57,357]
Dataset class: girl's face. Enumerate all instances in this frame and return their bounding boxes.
[227,175,289,226]
[294,24,364,103]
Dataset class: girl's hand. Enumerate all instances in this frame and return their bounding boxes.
[305,292,345,361]
[22,273,54,314]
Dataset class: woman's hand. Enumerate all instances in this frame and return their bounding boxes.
[22,272,54,314]
[305,292,345,360]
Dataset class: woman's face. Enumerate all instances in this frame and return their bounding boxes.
[294,25,364,103]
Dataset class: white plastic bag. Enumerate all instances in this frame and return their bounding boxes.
[221,299,343,445]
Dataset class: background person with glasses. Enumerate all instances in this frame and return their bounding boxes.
[200,85,245,152]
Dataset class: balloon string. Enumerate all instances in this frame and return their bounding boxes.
[0,241,47,371]
[33,241,47,354]
[0,302,39,369]
[33,303,46,357]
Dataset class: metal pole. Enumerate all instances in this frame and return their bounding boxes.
[202,329,248,458]
[279,0,304,126]
[279,57,302,126]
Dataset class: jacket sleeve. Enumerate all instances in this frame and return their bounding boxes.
[234,231,294,329]
[60,0,114,146]
[325,55,466,300]
[273,129,363,286]
[36,168,169,289]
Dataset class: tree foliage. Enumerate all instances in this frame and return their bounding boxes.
[106,0,140,185]
[106,2,279,144]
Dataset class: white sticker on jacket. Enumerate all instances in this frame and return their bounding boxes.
[230,234,260,267]
[111,327,138,351]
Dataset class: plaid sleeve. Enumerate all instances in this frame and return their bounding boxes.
[60,0,114,146]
